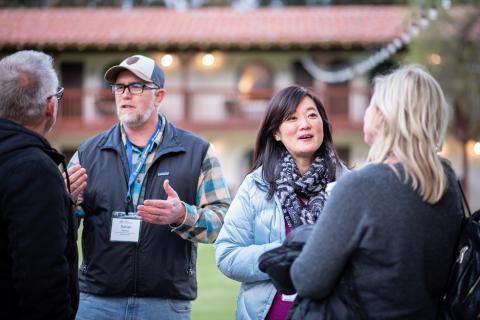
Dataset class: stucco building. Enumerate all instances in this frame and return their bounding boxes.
[1,5,478,207]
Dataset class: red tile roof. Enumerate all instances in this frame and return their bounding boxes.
[0,6,408,50]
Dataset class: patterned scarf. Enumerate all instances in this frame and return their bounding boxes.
[275,152,331,228]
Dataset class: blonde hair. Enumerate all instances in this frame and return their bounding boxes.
[367,65,451,204]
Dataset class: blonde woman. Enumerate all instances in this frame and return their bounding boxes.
[290,66,463,319]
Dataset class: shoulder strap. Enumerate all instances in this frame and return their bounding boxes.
[457,180,472,217]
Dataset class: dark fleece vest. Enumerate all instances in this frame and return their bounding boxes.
[77,120,209,299]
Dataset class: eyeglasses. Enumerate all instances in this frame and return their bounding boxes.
[48,87,64,100]
[111,82,159,95]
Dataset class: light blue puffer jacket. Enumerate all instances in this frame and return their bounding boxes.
[214,167,284,320]
[214,164,349,320]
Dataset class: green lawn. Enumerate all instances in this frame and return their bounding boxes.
[78,225,239,319]
[192,244,240,320]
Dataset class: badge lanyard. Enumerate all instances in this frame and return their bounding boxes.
[124,120,162,209]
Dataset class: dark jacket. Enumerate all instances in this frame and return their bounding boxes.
[77,120,209,300]
[259,224,365,320]
[0,118,79,320]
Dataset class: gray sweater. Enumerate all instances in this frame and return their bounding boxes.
[291,163,463,319]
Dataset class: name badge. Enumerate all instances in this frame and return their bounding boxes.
[281,293,297,302]
[110,211,141,243]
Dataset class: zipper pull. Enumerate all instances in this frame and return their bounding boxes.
[457,246,469,264]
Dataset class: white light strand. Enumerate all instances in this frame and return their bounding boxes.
[442,0,452,10]
[302,0,449,84]
[429,7,438,20]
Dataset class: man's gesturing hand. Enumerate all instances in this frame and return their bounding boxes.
[63,164,87,204]
[137,179,186,226]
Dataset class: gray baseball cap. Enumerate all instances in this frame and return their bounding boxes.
[104,55,165,88]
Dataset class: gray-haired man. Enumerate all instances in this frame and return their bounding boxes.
[0,50,79,319]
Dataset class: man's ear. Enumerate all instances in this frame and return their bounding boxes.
[154,89,166,105]
[45,97,56,117]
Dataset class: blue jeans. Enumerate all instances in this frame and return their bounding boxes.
[76,292,191,320]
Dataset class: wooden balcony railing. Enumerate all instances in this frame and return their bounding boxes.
[53,86,368,136]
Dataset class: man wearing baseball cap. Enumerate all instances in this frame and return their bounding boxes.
[67,54,231,320]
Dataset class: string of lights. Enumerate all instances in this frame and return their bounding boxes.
[301,0,452,84]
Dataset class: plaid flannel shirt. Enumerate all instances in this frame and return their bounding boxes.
[69,116,231,244]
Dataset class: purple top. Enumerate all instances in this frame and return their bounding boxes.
[265,220,293,320]
[266,198,306,320]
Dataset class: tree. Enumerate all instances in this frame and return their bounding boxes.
[407,3,480,192]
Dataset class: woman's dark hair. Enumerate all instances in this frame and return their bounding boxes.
[250,85,340,198]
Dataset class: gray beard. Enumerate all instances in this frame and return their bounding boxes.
[118,104,156,128]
